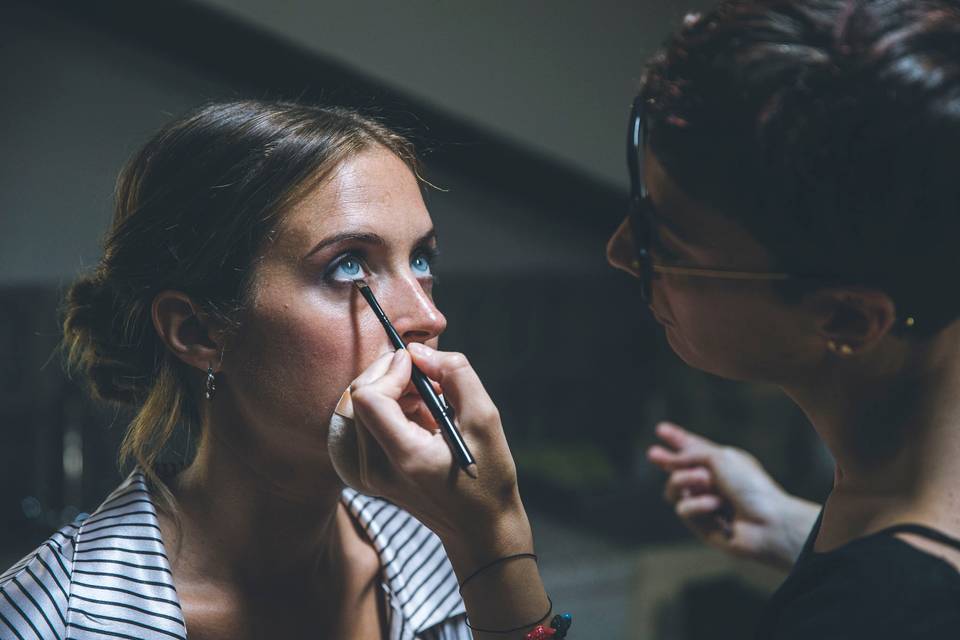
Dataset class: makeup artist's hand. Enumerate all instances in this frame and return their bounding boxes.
[649,422,820,572]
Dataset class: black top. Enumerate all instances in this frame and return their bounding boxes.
[756,513,960,638]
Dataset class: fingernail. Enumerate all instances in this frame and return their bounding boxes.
[393,349,408,362]
[334,388,354,419]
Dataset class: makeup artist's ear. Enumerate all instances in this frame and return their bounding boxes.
[807,287,897,354]
[151,290,224,371]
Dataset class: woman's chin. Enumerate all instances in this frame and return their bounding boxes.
[663,325,754,382]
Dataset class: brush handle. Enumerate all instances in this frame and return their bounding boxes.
[411,364,475,468]
[357,282,476,471]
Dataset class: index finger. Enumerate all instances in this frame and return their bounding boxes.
[406,343,498,428]
[352,349,434,462]
[655,422,719,456]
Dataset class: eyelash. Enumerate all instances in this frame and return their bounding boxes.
[415,245,440,270]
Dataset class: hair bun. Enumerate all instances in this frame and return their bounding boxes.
[62,273,156,405]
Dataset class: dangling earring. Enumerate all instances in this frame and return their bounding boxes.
[204,365,216,401]
[204,349,224,401]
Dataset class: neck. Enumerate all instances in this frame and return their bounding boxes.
[165,417,349,589]
[783,324,960,541]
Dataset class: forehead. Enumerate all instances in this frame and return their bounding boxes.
[275,148,431,252]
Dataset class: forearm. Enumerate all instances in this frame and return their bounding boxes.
[768,494,821,571]
[440,499,551,640]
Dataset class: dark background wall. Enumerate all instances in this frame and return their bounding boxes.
[0,2,833,637]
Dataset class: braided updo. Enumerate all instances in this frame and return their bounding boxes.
[61,100,418,489]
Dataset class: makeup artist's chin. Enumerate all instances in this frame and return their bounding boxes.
[661,324,703,371]
[649,306,674,328]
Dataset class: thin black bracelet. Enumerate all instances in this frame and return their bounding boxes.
[464,595,553,634]
[458,552,538,592]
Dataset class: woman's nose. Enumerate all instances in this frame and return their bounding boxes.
[607,216,641,278]
[385,278,447,344]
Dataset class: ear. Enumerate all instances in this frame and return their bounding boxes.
[151,290,224,372]
[807,287,897,355]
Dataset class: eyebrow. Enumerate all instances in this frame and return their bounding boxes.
[304,228,437,258]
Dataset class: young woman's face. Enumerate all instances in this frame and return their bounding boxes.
[607,151,824,384]
[220,147,446,472]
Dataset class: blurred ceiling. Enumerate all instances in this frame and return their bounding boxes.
[193,0,713,190]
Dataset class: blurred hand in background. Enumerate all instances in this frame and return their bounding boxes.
[649,422,821,572]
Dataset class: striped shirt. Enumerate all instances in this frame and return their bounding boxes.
[0,471,469,639]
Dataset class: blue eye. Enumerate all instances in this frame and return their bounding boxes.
[411,253,432,275]
[328,255,366,281]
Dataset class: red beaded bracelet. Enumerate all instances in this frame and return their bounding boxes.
[465,600,573,638]
[525,612,573,639]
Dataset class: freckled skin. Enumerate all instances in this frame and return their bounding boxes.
[164,148,447,639]
[213,147,447,500]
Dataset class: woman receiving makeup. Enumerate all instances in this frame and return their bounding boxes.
[0,100,549,639]
[342,0,960,637]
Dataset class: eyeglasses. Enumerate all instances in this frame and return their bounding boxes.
[626,96,796,306]
[625,96,917,330]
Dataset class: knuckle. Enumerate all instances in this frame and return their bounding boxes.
[718,446,738,464]
[395,457,415,477]
[397,457,427,480]
[473,404,501,427]
[446,352,470,371]
[350,386,373,407]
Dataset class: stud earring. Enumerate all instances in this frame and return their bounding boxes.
[204,365,216,401]
[827,340,854,356]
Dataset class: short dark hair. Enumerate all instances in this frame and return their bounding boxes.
[641,0,960,335]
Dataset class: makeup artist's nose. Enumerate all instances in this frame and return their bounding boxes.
[387,278,447,343]
[607,216,641,278]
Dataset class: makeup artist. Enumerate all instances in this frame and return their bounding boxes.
[344,0,960,637]
[0,100,550,640]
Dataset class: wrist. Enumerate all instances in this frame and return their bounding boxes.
[439,494,535,580]
[768,493,820,568]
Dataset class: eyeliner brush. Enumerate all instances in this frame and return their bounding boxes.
[353,279,478,478]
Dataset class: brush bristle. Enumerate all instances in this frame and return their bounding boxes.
[353,279,369,290]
